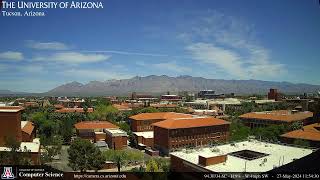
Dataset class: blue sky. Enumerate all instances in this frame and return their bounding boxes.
[0,0,320,92]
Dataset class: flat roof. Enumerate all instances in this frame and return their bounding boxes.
[186,98,241,105]
[133,131,154,139]
[21,121,28,128]
[239,110,313,122]
[152,116,230,129]
[105,128,127,136]
[75,121,119,130]
[0,138,40,153]
[0,106,24,112]
[170,140,314,172]
[129,112,193,121]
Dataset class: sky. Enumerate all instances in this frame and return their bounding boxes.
[0,0,320,92]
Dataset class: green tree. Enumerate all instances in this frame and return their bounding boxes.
[0,136,32,165]
[68,139,106,172]
[290,121,303,131]
[229,122,251,141]
[89,104,118,120]
[252,124,288,142]
[154,157,170,172]
[40,135,63,164]
[12,101,19,106]
[146,159,160,172]
[104,149,144,172]
[60,116,75,143]
[293,139,310,147]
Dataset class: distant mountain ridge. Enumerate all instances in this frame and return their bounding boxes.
[0,90,28,95]
[44,75,320,96]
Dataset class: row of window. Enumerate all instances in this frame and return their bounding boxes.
[170,132,223,142]
[170,139,220,149]
[169,126,226,137]
[137,125,152,131]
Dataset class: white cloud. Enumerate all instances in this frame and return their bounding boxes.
[26,40,70,50]
[182,10,286,79]
[0,51,23,60]
[187,43,245,78]
[153,61,191,73]
[33,52,111,64]
[83,50,168,57]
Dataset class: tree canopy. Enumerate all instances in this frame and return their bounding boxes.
[68,138,106,172]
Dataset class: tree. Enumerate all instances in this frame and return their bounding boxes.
[252,124,288,142]
[40,135,63,164]
[60,116,75,143]
[103,149,144,172]
[293,139,310,147]
[68,139,105,172]
[290,121,303,131]
[229,122,251,141]
[154,158,170,172]
[0,136,32,165]
[12,101,19,106]
[89,104,118,120]
[146,159,160,172]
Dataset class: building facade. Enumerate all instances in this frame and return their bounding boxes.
[281,123,320,147]
[152,117,230,155]
[74,121,127,150]
[170,140,315,173]
[0,106,40,165]
[129,112,193,132]
[240,110,314,128]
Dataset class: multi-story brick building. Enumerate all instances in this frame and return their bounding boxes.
[105,129,128,150]
[152,116,230,155]
[129,112,193,148]
[268,88,281,101]
[239,110,314,128]
[74,121,127,150]
[281,123,320,147]
[0,106,40,165]
[129,112,192,132]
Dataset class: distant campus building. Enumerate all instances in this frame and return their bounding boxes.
[239,110,314,128]
[268,88,281,101]
[0,106,40,165]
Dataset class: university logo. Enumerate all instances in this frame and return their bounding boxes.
[1,167,15,180]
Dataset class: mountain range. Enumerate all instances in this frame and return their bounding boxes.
[42,75,320,96]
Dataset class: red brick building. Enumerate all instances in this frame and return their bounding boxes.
[239,110,314,128]
[129,112,192,132]
[105,129,128,150]
[152,117,230,155]
[74,121,127,150]
[0,106,24,145]
[281,123,320,147]
[0,106,40,165]
[55,107,94,113]
[129,112,193,148]
[268,88,280,101]
[132,131,154,149]
[21,121,36,142]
